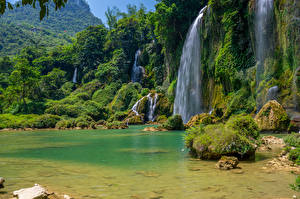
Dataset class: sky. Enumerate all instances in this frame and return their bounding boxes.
[7,0,157,22]
[86,0,157,22]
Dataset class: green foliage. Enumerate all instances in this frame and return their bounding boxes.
[105,121,128,129]
[31,114,61,128]
[74,25,107,73]
[289,148,300,165]
[109,83,142,112]
[95,49,128,84]
[40,68,67,100]
[92,82,121,107]
[226,114,259,139]
[284,133,300,148]
[161,114,184,130]
[8,58,40,112]
[291,176,300,192]
[186,113,259,160]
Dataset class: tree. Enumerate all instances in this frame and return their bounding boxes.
[40,68,67,99]
[0,0,68,20]
[74,25,108,73]
[8,58,40,110]
[105,6,121,30]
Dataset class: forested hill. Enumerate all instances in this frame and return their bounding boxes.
[0,0,102,56]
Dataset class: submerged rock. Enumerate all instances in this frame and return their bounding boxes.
[216,156,239,170]
[255,100,290,132]
[0,177,4,189]
[13,184,48,199]
[264,152,300,174]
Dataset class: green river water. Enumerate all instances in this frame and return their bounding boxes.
[0,126,298,199]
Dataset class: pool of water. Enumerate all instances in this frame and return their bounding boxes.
[0,126,298,199]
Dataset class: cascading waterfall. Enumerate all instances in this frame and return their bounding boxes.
[147,93,158,122]
[255,0,274,85]
[131,93,159,122]
[131,50,144,83]
[72,67,78,83]
[267,86,279,101]
[173,6,207,124]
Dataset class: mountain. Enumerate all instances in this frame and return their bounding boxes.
[0,0,103,56]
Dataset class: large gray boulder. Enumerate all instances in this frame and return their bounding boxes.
[13,184,48,199]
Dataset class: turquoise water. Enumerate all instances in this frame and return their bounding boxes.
[0,126,298,199]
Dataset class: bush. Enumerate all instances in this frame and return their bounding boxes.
[106,121,128,129]
[161,115,184,130]
[289,148,300,165]
[156,115,168,123]
[291,176,300,192]
[55,119,76,129]
[284,133,300,147]
[32,114,61,128]
[191,124,256,160]
[226,114,259,139]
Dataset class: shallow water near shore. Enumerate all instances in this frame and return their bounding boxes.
[0,126,298,199]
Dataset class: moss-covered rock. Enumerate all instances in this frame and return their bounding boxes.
[254,100,290,132]
[156,115,168,124]
[105,121,128,129]
[191,124,256,160]
[186,114,259,160]
[185,113,215,129]
[125,114,145,125]
[155,94,173,117]
[161,114,184,130]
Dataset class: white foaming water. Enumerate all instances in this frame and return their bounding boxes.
[131,50,144,83]
[147,93,158,122]
[267,86,279,101]
[255,0,274,85]
[72,67,78,83]
[131,93,159,122]
[174,6,207,123]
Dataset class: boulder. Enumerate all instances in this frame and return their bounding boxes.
[0,177,4,189]
[185,113,215,129]
[255,100,290,132]
[161,115,184,130]
[13,184,48,199]
[142,127,168,132]
[124,114,145,125]
[289,117,300,133]
[216,156,239,170]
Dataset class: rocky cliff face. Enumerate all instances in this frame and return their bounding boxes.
[171,0,299,119]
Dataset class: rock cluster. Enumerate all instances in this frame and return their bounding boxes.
[263,151,300,174]
[216,156,240,170]
[258,136,285,151]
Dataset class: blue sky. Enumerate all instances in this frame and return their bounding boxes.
[86,0,157,22]
[8,0,157,22]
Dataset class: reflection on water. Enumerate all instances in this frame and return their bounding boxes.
[0,126,298,199]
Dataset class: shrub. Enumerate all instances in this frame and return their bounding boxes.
[291,176,300,192]
[284,133,300,147]
[191,124,256,160]
[225,114,259,139]
[55,119,76,129]
[32,114,61,128]
[106,121,128,129]
[161,115,184,130]
[156,115,168,123]
[289,148,300,165]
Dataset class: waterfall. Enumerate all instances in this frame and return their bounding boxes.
[147,93,158,122]
[131,50,144,83]
[72,67,78,83]
[173,6,207,124]
[131,93,159,122]
[267,86,279,101]
[255,0,274,85]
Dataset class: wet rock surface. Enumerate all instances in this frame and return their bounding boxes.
[258,136,285,151]
[216,156,239,170]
